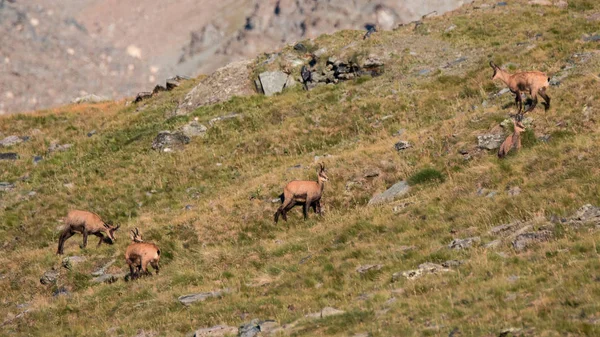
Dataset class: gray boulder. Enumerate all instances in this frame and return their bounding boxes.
[394,140,412,151]
[512,230,552,251]
[0,135,22,147]
[152,131,190,152]
[259,71,289,96]
[40,268,59,285]
[368,181,410,205]
[174,60,254,116]
[178,289,230,305]
[477,133,504,150]
[181,121,208,138]
[568,204,600,226]
[47,143,73,153]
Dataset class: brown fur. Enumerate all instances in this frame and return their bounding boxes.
[57,210,119,254]
[274,163,329,223]
[125,228,161,280]
[490,61,551,119]
[498,119,525,158]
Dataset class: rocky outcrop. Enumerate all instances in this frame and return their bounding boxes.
[173,60,254,116]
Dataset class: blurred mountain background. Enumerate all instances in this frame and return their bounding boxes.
[0,0,470,114]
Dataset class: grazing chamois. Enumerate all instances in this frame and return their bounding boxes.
[125,228,161,280]
[274,163,329,223]
[57,210,119,255]
[490,61,551,120]
[498,119,526,158]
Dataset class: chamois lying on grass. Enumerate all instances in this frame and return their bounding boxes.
[274,163,329,223]
[57,210,119,255]
[125,228,161,280]
[490,61,550,121]
[498,119,526,158]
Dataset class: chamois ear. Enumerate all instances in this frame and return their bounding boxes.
[114,223,120,231]
[320,162,325,172]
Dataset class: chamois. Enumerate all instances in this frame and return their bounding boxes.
[125,228,161,280]
[490,61,551,120]
[498,119,526,158]
[274,163,329,223]
[57,210,119,255]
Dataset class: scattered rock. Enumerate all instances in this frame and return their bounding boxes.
[209,113,242,127]
[393,262,452,281]
[394,140,412,151]
[477,133,504,150]
[194,325,237,337]
[363,169,381,178]
[0,152,18,160]
[181,121,208,138]
[173,60,254,116]
[496,1,508,6]
[568,204,600,226]
[356,264,382,274]
[0,182,15,191]
[151,131,190,152]
[47,143,73,153]
[166,78,181,91]
[0,135,22,147]
[512,230,553,251]
[87,130,96,137]
[238,319,261,337]
[445,24,457,33]
[368,181,410,205]
[134,92,153,103]
[71,94,108,104]
[259,71,289,96]
[91,272,126,284]
[91,259,116,276]
[62,256,86,269]
[508,186,521,196]
[484,239,502,249]
[178,289,230,305]
[40,268,59,285]
[448,237,480,250]
[52,286,70,297]
[305,307,345,319]
[489,221,522,236]
[441,260,464,268]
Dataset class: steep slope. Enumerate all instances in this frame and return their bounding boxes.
[1,0,600,336]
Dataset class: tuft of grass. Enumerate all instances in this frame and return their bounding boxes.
[408,168,446,186]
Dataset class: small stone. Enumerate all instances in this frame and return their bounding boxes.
[445,24,456,33]
[92,273,125,284]
[448,237,480,250]
[394,262,452,281]
[208,113,242,127]
[0,182,15,191]
[52,286,70,297]
[305,307,345,319]
[508,186,521,196]
[394,140,411,151]
[0,153,18,160]
[356,264,383,274]
[87,130,96,137]
[496,1,508,6]
[47,143,73,153]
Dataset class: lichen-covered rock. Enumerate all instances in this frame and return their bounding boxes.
[181,121,208,138]
[477,133,504,150]
[151,131,190,152]
[173,60,254,116]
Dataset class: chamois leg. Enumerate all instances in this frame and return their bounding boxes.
[94,233,104,246]
[524,95,538,114]
[57,229,75,255]
[315,200,322,215]
[539,88,550,111]
[128,262,137,280]
[80,229,89,249]
[303,202,309,220]
[150,260,160,275]
[275,196,294,223]
[141,260,152,276]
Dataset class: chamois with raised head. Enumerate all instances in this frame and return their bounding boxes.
[490,61,551,120]
[274,163,329,223]
[57,210,119,255]
[125,228,161,280]
[498,119,526,158]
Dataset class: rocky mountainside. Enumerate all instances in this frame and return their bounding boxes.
[0,0,470,114]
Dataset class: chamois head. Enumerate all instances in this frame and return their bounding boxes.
[317,163,329,183]
[130,228,144,243]
[489,61,500,80]
[103,222,120,243]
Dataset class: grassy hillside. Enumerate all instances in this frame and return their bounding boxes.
[1,0,600,336]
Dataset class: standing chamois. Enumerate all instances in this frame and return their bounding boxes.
[125,228,161,280]
[490,61,551,121]
[57,210,119,255]
[274,163,329,223]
